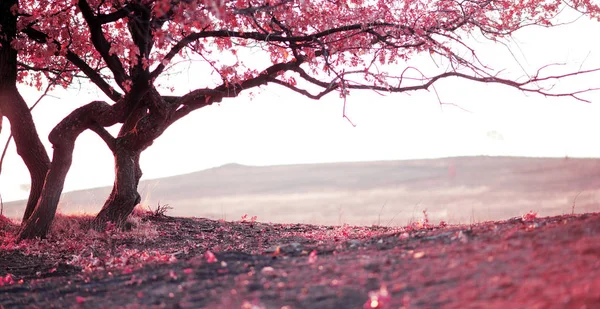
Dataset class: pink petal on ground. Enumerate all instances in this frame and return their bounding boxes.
[205,250,218,263]
[308,250,318,263]
[522,210,538,222]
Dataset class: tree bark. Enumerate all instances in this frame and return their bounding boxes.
[0,90,51,221]
[91,146,142,230]
[92,88,168,230]
[18,101,121,239]
[0,0,51,221]
[16,141,73,239]
[18,81,149,239]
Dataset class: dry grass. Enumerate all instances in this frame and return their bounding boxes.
[0,208,167,273]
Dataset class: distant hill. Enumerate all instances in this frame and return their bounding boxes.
[5,156,600,226]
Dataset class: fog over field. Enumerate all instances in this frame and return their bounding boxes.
[5,156,600,226]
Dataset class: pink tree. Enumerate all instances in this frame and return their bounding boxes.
[9,0,599,239]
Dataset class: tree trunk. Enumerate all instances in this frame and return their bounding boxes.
[0,90,51,221]
[17,142,74,239]
[91,147,142,230]
[18,100,123,240]
[0,0,51,221]
[92,88,167,230]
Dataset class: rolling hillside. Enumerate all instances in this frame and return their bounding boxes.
[5,156,600,226]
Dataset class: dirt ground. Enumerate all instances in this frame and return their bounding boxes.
[1,211,600,308]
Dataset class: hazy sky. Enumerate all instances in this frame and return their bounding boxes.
[1,12,600,202]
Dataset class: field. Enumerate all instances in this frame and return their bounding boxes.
[1,156,600,308]
[5,156,600,225]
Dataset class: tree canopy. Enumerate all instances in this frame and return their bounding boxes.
[2,0,599,239]
[15,0,598,101]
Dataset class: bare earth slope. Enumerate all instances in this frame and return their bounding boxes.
[5,156,600,225]
[1,212,599,308]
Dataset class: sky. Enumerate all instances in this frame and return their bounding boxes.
[1,10,600,202]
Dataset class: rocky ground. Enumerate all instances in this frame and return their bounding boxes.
[1,209,599,308]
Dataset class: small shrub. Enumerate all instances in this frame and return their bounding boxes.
[148,202,172,218]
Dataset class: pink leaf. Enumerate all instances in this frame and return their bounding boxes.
[205,250,218,263]
[522,210,538,222]
[308,250,318,263]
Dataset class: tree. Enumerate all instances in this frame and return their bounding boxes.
[0,0,51,222]
[10,0,600,239]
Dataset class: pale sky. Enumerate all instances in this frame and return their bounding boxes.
[1,12,600,202]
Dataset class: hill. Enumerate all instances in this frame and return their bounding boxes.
[4,156,600,225]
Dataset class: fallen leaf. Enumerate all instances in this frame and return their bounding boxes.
[308,250,318,263]
[413,251,425,259]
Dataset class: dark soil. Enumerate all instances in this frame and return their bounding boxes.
[1,212,600,308]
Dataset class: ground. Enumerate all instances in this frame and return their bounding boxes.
[1,210,599,308]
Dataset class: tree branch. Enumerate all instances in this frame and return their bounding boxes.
[266,77,336,99]
[78,0,129,90]
[21,26,122,102]
[168,60,303,123]
[96,5,131,24]
[288,66,600,103]
[89,123,116,152]
[150,22,411,79]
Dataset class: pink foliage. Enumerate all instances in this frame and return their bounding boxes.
[522,211,538,222]
[0,274,15,287]
[11,0,586,102]
[241,214,258,223]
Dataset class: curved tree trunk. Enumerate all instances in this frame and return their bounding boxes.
[0,0,51,221]
[0,90,51,221]
[18,81,150,239]
[18,101,122,240]
[16,141,73,239]
[91,147,142,230]
[92,88,169,230]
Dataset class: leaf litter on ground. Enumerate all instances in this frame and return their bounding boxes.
[0,208,599,308]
